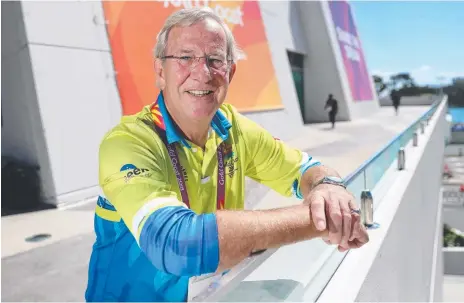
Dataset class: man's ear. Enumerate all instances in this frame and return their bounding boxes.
[228,63,236,83]
[154,58,166,90]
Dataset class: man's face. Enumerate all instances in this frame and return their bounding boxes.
[155,19,236,121]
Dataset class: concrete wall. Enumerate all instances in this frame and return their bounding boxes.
[256,1,380,124]
[321,1,380,121]
[247,1,307,137]
[379,94,436,107]
[451,131,464,144]
[2,1,123,206]
[445,144,464,156]
[443,206,464,231]
[318,98,447,302]
[295,1,349,123]
[443,248,464,275]
[1,1,57,200]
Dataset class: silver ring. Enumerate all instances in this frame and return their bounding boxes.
[351,209,361,215]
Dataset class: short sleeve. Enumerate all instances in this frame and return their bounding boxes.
[235,112,321,198]
[99,127,184,239]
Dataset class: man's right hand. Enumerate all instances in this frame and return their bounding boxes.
[322,211,369,252]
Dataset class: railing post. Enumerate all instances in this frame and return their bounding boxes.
[413,131,418,147]
[361,190,374,227]
[398,147,405,170]
[420,121,425,134]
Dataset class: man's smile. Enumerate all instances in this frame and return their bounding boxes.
[186,90,214,97]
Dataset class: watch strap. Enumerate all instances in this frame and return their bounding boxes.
[313,176,346,189]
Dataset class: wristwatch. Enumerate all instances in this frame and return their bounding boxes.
[313,176,346,189]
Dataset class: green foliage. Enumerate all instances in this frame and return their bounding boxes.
[373,75,387,94]
[372,73,464,104]
[390,72,416,88]
[444,224,464,247]
[445,77,464,107]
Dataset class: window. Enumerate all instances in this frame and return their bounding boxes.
[287,51,306,122]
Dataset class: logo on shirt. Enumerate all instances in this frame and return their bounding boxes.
[181,166,189,182]
[120,164,151,183]
[222,143,239,178]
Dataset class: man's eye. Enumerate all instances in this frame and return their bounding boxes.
[179,56,192,62]
[208,58,224,66]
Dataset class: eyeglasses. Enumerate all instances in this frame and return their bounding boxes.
[161,55,231,72]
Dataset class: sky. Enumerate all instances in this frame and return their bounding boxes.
[350,1,464,86]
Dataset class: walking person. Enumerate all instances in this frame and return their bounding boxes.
[390,89,401,115]
[324,94,339,128]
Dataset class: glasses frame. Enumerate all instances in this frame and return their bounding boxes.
[160,55,232,72]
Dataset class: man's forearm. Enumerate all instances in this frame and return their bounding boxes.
[215,204,327,272]
[299,165,341,198]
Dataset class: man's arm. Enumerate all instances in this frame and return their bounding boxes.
[232,107,366,253]
[100,127,328,278]
[299,165,367,251]
[300,165,341,198]
[215,204,327,272]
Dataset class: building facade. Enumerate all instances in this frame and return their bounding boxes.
[1,1,379,207]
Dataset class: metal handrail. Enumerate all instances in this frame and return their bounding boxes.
[344,99,441,186]
[194,97,444,302]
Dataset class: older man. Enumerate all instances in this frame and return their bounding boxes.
[85,7,369,302]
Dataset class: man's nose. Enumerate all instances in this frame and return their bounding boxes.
[190,58,213,80]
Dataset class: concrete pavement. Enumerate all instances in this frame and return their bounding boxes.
[443,275,464,302]
[1,106,430,302]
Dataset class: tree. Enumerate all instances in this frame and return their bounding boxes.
[373,75,387,94]
[445,77,464,107]
[390,72,416,89]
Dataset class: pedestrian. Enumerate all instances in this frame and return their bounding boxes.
[390,89,401,115]
[324,94,338,128]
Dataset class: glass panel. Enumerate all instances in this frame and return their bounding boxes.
[346,171,365,202]
[364,139,401,191]
[199,101,441,303]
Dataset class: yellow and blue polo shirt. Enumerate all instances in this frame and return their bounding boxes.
[85,93,321,302]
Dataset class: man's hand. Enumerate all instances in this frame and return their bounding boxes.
[304,183,369,251]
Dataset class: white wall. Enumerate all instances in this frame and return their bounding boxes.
[445,144,464,156]
[289,1,380,123]
[443,248,464,275]
[379,94,437,107]
[443,206,464,231]
[1,1,57,201]
[451,132,464,144]
[296,1,350,122]
[245,1,307,139]
[19,1,122,205]
[318,99,447,302]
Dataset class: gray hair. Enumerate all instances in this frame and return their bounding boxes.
[153,7,245,63]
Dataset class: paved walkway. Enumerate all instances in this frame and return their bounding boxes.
[1,106,429,302]
[443,275,464,302]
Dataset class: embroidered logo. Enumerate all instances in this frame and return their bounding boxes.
[120,164,151,183]
[222,143,239,178]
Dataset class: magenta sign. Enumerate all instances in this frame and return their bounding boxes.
[329,1,374,102]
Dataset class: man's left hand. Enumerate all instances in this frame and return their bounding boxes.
[303,183,369,251]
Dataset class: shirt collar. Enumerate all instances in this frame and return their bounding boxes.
[152,92,232,148]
